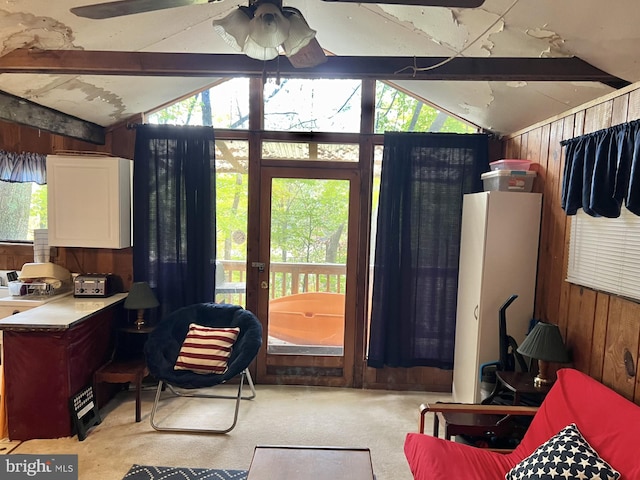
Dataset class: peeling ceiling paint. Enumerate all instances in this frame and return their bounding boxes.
[378,6,469,53]
[0,0,638,135]
[525,28,564,49]
[24,77,126,121]
[453,7,505,56]
[0,10,78,56]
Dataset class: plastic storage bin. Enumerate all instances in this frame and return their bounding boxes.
[490,159,532,171]
[481,170,536,192]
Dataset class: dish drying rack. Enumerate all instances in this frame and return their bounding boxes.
[9,281,58,297]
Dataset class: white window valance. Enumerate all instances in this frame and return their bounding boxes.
[0,150,47,184]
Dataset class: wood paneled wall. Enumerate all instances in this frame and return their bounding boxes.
[504,84,640,405]
[0,119,137,289]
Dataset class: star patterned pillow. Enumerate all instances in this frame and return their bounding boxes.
[505,423,620,480]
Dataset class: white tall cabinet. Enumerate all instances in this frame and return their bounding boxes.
[452,191,542,404]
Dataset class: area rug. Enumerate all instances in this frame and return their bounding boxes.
[123,464,248,480]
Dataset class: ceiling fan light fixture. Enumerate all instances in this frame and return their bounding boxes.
[211,0,324,65]
[212,8,252,51]
[248,3,290,48]
[282,9,316,56]
[243,37,280,60]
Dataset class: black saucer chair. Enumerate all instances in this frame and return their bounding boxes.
[144,302,263,434]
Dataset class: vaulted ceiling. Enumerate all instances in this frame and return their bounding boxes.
[1,0,638,142]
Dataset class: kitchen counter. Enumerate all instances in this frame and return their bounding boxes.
[0,293,126,331]
[2,293,128,440]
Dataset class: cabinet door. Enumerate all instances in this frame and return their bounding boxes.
[47,155,132,248]
[453,192,542,404]
[479,192,541,357]
[452,193,489,403]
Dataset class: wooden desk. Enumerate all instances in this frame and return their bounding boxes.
[246,446,374,480]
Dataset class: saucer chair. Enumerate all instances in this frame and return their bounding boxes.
[144,302,263,434]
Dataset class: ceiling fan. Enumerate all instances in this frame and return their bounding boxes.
[70,0,485,68]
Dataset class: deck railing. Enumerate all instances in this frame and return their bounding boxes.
[215,259,347,305]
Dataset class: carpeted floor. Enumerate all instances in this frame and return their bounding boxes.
[123,464,247,480]
[9,383,449,480]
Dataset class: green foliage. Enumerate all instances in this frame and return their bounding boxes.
[0,181,33,240]
[216,172,248,261]
[149,95,199,125]
[31,184,48,229]
[375,82,475,134]
[271,178,349,264]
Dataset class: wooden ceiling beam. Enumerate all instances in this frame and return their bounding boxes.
[0,49,630,88]
[0,90,105,144]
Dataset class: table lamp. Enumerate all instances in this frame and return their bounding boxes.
[517,321,569,387]
[124,282,159,329]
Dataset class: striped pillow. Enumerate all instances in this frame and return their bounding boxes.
[174,324,240,374]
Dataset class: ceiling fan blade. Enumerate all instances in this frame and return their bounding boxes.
[287,38,327,68]
[321,0,484,6]
[70,0,213,19]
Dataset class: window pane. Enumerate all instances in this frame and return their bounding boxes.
[0,181,47,242]
[375,81,476,133]
[264,79,362,133]
[147,78,249,129]
[267,178,350,356]
[215,140,249,306]
[262,141,359,161]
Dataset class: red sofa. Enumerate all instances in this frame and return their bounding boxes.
[405,368,640,479]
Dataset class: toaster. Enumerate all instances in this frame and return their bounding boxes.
[74,274,122,298]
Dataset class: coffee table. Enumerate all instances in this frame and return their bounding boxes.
[246,445,374,480]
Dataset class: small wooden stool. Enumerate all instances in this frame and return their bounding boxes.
[94,358,149,422]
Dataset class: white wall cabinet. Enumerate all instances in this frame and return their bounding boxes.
[47,155,132,248]
[452,191,542,404]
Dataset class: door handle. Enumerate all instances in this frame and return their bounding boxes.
[474,305,479,320]
[251,262,265,273]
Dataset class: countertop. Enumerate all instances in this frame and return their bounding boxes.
[0,293,127,331]
[0,289,73,307]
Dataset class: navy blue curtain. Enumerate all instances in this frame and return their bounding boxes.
[367,132,488,369]
[133,124,217,318]
[561,119,640,217]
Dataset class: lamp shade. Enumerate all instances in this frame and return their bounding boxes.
[212,8,252,51]
[517,322,569,363]
[282,9,316,56]
[124,282,159,310]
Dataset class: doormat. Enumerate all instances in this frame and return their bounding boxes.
[123,464,248,480]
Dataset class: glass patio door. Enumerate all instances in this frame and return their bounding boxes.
[255,166,360,387]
